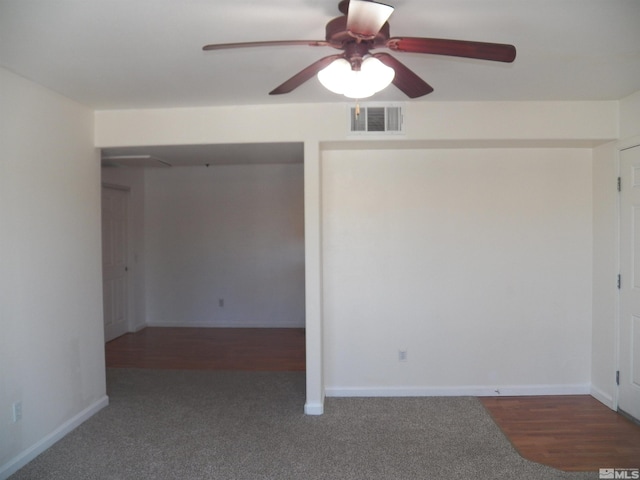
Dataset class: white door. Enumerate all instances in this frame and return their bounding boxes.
[102,186,130,342]
[619,145,640,421]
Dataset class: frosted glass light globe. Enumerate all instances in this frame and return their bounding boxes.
[360,57,395,93]
[317,58,352,95]
[317,56,395,99]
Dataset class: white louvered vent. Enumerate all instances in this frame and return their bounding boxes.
[349,105,404,134]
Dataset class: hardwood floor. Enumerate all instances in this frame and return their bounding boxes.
[106,327,640,472]
[481,395,640,472]
[105,327,305,371]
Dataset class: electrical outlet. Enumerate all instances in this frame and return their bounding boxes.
[398,350,408,362]
[12,401,22,423]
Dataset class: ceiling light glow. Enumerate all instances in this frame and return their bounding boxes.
[317,56,395,99]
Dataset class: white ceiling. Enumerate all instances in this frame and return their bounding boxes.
[101,143,304,167]
[3,0,639,167]
[2,0,640,110]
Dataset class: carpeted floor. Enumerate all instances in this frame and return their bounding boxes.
[10,369,598,479]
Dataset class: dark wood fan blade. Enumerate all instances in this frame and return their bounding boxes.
[346,0,394,38]
[203,40,327,51]
[373,53,434,98]
[269,55,345,95]
[386,37,516,63]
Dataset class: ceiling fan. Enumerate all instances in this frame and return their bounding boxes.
[202,0,516,99]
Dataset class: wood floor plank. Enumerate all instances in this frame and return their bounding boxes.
[481,395,640,472]
[105,327,305,371]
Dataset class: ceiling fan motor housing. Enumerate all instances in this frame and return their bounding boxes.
[325,15,390,49]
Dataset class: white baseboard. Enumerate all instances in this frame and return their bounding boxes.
[0,396,109,480]
[130,322,147,333]
[590,385,615,410]
[146,321,305,329]
[304,402,324,415]
[325,383,591,398]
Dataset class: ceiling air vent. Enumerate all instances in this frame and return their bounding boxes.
[349,105,404,134]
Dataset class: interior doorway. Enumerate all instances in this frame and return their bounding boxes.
[101,184,131,342]
[618,144,640,422]
[100,142,306,363]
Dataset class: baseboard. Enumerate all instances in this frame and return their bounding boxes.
[618,408,640,426]
[590,384,615,410]
[146,321,305,329]
[130,322,147,333]
[325,383,591,398]
[0,395,109,480]
[304,402,324,415]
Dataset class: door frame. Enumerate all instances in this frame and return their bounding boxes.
[615,136,640,414]
[102,182,134,341]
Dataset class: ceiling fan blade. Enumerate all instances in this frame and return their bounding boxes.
[269,55,345,95]
[386,37,516,63]
[203,40,327,51]
[373,53,434,98]
[347,0,394,38]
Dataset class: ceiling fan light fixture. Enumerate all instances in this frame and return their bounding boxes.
[204,1,516,100]
[360,55,395,91]
[317,58,352,94]
[317,56,394,99]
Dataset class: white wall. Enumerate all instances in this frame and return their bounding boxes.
[100,166,146,332]
[0,68,106,477]
[144,164,305,328]
[95,100,617,412]
[620,90,640,140]
[322,148,593,395]
[95,101,618,146]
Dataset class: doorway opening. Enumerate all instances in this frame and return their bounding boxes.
[100,142,306,372]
